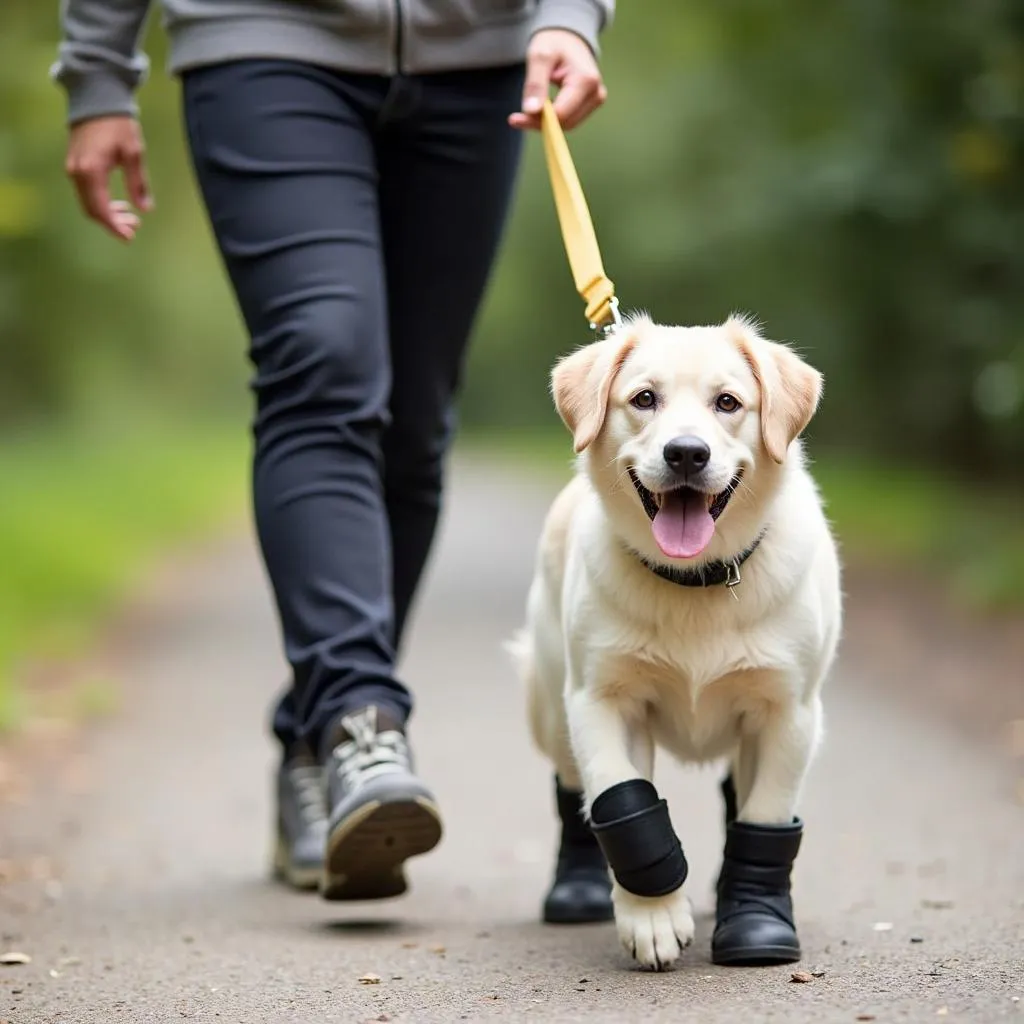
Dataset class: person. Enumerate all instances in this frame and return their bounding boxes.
[52,0,617,922]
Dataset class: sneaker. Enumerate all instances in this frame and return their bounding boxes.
[271,744,328,891]
[320,705,443,900]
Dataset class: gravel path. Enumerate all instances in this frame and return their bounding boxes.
[2,456,1022,1023]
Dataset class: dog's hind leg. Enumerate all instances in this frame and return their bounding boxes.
[520,635,614,925]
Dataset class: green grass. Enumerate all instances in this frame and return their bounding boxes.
[1,419,1017,732]
[460,428,1024,614]
[0,420,248,730]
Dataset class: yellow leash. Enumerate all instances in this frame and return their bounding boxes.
[540,97,622,334]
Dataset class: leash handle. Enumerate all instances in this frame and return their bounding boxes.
[540,97,620,333]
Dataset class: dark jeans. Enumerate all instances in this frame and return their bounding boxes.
[182,58,525,754]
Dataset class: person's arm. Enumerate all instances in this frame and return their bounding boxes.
[510,0,616,132]
[51,0,154,124]
[532,0,614,61]
[51,0,155,241]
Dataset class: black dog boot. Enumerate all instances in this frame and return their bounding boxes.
[542,777,613,924]
[712,772,739,895]
[721,772,738,826]
[712,817,803,966]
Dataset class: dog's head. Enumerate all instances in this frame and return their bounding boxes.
[551,313,823,561]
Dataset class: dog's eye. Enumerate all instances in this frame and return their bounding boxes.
[715,393,741,414]
[630,389,657,411]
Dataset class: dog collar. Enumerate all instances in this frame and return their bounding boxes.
[629,531,767,589]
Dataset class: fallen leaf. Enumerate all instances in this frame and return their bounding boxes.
[856,1016,876,1022]
[873,922,894,932]
[401,942,418,949]
[358,973,381,985]
[791,972,814,983]
[0,951,31,965]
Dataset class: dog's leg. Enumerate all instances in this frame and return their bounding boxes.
[567,689,694,971]
[713,694,823,967]
[738,696,821,825]
[536,688,615,926]
[731,740,756,819]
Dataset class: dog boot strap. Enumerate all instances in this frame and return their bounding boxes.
[589,779,688,898]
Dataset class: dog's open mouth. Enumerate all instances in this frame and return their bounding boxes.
[628,468,743,560]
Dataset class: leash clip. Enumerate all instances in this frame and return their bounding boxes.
[591,297,623,338]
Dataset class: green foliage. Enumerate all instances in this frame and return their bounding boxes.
[0,420,247,730]
[0,6,247,425]
[1,1,1022,461]
[466,0,1024,473]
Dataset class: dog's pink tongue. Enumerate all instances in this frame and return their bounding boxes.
[652,490,715,559]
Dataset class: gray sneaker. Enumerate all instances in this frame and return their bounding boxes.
[321,705,443,901]
[272,745,328,891]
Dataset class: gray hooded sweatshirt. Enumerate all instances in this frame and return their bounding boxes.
[51,0,614,125]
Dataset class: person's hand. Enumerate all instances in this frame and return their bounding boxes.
[509,28,606,132]
[65,115,153,242]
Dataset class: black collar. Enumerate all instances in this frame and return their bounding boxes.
[629,531,767,589]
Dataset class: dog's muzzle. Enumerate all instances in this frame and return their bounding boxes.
[628,468,744,523]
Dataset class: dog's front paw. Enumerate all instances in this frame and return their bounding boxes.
[612,883,695,971]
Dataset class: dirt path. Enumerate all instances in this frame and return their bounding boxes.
[2,456,1022,1023]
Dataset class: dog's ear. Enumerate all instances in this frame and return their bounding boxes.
[551,332,637,454]
[728,316,823,464]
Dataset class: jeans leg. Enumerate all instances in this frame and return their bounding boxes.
[182,60,412,753]
[375,64,526,649]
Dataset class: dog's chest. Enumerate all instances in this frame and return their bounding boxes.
[601,625,794,763]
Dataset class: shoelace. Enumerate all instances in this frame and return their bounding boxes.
[289,764,327,826]
[332,707,411,793]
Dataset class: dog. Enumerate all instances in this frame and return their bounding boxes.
[509,313,842,970]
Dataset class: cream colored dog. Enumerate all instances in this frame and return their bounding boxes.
[510,313,842,970]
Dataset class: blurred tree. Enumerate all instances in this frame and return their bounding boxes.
[0,0,1021,472]
[0,4,246,426]
[467,0,1024,474]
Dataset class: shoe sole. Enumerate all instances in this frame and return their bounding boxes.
[711,944,802,967]
[321,796,443,901]
[543,903,615,925]
[271,834,322,892]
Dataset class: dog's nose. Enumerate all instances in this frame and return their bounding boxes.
[663,435,711,476]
